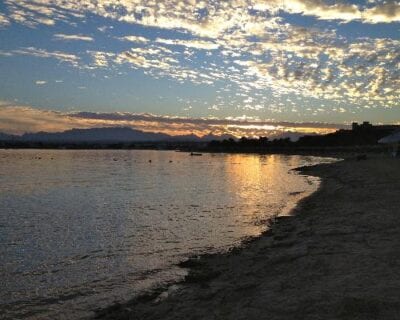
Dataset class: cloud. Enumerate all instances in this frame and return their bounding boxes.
[2,0,399,36]
[3,0,85,28]
[0,0,398,113]
[117,35,150,43]
[356,1,400,23]
[0,13,10,27]
[254,0,400,23]
[228,35,400,106]
[0,50,13,57]
[98,25,113,33]
[12,47,79,66]
[115,49,173,70]
[0,105,88,134]
[0,104,344,138]
[71,111,344,129]
[111,45,216,84]
[155,38,219,50]
[53,33,94,41]
[87,51,116,67]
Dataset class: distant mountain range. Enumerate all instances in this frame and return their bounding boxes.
[0,132,15,141]
[0,127,236,143]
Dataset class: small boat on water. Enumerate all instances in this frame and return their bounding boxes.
[190,152,203,156]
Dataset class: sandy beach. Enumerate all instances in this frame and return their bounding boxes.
[95,155,400,320]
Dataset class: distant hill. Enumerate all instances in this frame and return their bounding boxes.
[0,127,236,143]
[21,127,171,143]
[0,132,17,141]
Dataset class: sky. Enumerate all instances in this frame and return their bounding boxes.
[0,0,399,137]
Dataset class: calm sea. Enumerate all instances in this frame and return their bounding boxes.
[0,150,335,319]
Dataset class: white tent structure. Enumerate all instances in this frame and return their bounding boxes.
[379,131,400,157]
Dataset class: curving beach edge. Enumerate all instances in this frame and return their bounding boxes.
[94,155,400,320]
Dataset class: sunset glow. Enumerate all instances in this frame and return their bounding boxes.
[0,0,399,136]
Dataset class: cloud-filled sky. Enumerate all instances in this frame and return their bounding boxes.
[0,0,399,137]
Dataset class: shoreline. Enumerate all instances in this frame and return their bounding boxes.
[94,155,400,320]
[0,143,390,157]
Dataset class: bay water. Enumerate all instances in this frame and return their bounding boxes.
[0,150,335,319]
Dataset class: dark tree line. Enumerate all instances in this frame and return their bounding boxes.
[207,126,395,152]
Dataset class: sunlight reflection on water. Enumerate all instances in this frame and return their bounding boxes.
[0,150,336,319]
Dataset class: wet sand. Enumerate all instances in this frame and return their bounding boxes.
[95,155,400,320]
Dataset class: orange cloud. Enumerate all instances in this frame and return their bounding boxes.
[0,104,343,138]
